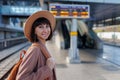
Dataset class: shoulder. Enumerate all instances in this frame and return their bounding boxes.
[29,45,41,51]
[24,45,42,59]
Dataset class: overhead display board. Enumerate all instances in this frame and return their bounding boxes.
[49,3,90,18]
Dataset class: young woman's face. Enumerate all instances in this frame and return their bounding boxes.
[35,24,51,41]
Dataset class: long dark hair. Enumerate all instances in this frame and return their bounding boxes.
[30,17,53,42]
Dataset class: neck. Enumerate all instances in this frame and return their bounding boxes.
[38,38,46,45]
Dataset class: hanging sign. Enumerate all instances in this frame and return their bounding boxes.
[49,3,90,18]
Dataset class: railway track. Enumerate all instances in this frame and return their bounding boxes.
[0,43,30,80]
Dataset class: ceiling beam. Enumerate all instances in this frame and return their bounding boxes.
[49,0,120,4]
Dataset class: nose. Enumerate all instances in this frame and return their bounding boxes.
[43,27,47,32]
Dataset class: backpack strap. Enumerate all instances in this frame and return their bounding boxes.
[20,50,26,59]
[32,43,51,59]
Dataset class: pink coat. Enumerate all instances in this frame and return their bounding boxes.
[16,43,56,80]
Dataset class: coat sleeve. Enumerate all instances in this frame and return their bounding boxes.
[16,46,53,80]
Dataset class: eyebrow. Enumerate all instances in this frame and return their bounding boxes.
[38,24,50,27]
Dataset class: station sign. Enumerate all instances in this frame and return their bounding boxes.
[49,3,90,18]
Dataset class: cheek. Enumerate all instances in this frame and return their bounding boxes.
[35,28,40,35]
[48,28,51,33]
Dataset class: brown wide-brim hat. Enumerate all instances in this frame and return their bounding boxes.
[24,10,56,42]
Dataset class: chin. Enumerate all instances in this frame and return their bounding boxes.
[43,37,48,40]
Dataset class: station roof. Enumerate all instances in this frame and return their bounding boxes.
[1,0,120,21]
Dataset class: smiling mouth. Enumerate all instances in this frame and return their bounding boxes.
[42,34,48,37]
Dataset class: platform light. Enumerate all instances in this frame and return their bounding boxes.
[11,6,41,14]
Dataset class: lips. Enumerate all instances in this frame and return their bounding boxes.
[42,33,48,38]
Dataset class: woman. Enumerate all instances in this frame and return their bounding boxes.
[16,10,56,80]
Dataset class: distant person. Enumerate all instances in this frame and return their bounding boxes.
[81,32,87,48]
[16,11,57,80]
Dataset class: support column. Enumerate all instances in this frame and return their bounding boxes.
[67,18,80,63]
[39,0,48,10]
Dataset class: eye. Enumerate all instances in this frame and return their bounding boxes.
[46,26,49,28]
[38,25,43,28]
[46,25,50,28]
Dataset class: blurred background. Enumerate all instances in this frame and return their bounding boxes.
[0,0,120,80]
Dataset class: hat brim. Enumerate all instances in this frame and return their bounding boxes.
[24,10,56,42]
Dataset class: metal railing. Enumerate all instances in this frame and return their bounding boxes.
[0,37,27,50]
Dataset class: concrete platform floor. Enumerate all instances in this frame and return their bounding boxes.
[46,41,120,80]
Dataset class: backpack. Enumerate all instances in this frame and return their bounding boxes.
[7,50,26,80]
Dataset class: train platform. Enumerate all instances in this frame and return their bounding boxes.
[1,41,120,80]
[46,40,120,80]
